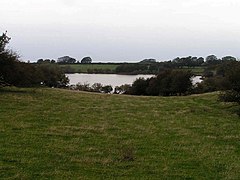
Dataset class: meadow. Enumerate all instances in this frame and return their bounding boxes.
[0,87,239,179]
[60,64,119,73]
[59,63,206,75]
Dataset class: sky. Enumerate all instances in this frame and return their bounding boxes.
[1,0,240,62]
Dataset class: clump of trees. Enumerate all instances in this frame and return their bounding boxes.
[0,32,69,88]
[57,56,77,64]
[126,70,193,96]
[37,59,56,64]
[81,57,92,64]
[172,56,204,68]
[218,61,240,103]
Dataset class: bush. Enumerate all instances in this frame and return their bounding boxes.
[130,70,193,96]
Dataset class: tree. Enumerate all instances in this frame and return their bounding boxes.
[130,70,193,96]
[0,31,10,52]
[205,55,220,65]
[139,58,156,64]
[57,56,76,64]
[131,78,149,95]
[222,56,237,62]
[81,57,92,64]
[219,62,240,115]
[170,70,193,95]
[0,31,69,87]
[0,32,20,86]
[37,63,69,87]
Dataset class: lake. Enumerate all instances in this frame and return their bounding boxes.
[66,73,202,87]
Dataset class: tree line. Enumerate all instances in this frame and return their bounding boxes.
[37,56,92,64]
[115,55,238,75]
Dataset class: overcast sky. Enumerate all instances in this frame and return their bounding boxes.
[1,0,240,62]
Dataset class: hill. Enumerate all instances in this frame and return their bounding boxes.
[0,88,239,179]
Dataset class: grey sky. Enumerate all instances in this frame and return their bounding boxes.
[1,0,240,62]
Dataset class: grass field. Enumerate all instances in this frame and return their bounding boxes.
[0,88,240,179]
[60,64,119,73]
[178,67,206,76]
[60,64,205,75]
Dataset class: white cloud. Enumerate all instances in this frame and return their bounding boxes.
[1,0,240,61]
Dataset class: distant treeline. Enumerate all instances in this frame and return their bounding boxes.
[115,56,238,75]
[36,56,238,75]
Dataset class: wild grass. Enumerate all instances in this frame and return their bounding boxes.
[0,87,239,179]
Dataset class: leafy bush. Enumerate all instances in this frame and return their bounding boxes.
[130,70,193,96]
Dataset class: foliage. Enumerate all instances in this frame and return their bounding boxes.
[0,31,11,52]
[222,56,237,62]
[219,61,240,105]
[36,64,69,87]
[130,70,193,96]
[172,56,204,68]
[219,90,240,104]
[81,56,92,64]
[57,56,76,64]
[193,77,230,94]
[37,59,56,64]
[91,83,103,92]
[131,78,149,95]
[205,55,220,65]
[100,85,113,93]
[139,58,156,64]
[75,82,91,91]
[0,32,69,87]
[114,84,132,94]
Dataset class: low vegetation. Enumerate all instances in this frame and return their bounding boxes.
[0,88,240,179]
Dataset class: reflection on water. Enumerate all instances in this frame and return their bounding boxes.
[66,73,202,87]
[66,73,154,87]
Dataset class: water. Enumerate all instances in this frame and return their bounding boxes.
[66,73,154,87]
[66,73,202,87]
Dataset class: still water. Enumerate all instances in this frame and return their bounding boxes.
[66,73,202,87]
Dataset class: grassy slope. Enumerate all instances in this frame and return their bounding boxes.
[0,88,239,179]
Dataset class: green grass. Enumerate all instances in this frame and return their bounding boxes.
[60,64,119,73]
[0,87,240,179]
[178,67,206,75]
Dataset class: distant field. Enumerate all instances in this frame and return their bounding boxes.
[60,64,119,73]
[178,67,206,75]
[60,63,206,75]
[0,87,239,179]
